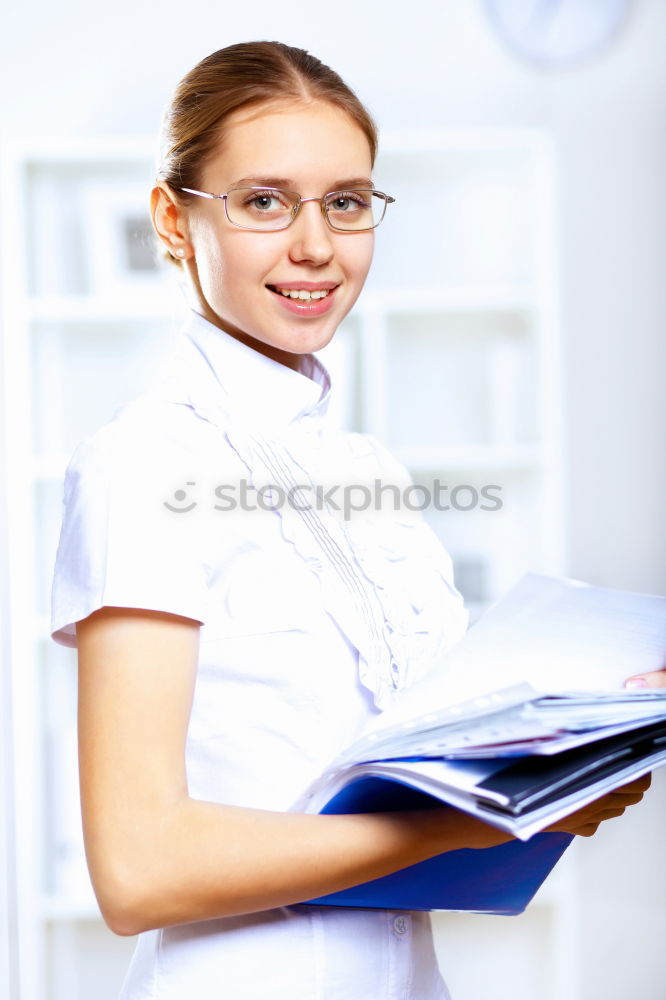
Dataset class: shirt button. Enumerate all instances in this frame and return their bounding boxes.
[393,915,408,936]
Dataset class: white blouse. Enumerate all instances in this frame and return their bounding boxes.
[51,309,468,1000]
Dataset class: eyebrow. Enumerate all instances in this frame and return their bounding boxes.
[230,175,374,190]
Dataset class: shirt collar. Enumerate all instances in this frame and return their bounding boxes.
[157,309,332,432]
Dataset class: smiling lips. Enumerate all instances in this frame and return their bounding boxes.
[267,281,339,312]
[278,288,330,300]
[268,280,338,301]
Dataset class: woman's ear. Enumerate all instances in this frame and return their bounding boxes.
[150,183,194,261]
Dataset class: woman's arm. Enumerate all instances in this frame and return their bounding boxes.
[76,607,650,937]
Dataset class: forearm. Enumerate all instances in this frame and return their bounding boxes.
[76,611,507,936]
[99,796,510,935]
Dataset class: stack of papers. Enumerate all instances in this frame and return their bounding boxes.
[293,574,666,913]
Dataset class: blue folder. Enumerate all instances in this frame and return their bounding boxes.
[303,776,572,915]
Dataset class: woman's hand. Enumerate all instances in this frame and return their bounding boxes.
[418,772,652,853]
[504,660,666,840]
[624,667,666,690]
[544,773,652,837]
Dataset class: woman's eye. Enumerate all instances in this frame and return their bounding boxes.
[239,189,291,213]
[332,196,357,211]
[328,192,370,212]
[251,194,280,211]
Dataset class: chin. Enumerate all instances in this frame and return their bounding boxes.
[269,319,335,353]
[292,329,337,355]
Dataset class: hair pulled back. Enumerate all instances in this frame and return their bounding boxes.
[156,41,378,264]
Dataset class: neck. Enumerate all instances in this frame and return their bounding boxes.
[182,265,303,372]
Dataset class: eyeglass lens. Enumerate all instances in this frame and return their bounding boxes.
[225,188,387,231]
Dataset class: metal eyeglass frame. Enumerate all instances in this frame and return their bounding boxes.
[177,185,396,233]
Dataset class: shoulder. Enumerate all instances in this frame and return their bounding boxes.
[64,393,237,494]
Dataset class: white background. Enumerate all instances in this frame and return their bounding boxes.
[1,1,664,998]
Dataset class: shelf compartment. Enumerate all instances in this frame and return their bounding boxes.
[384,311,538,451]
[30,316,184,458]
[371,143,541,290]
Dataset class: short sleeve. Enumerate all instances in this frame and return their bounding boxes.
[51,421,210,647]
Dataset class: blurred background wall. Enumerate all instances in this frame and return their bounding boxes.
[1,1,664,998]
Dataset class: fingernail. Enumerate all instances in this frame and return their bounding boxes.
[625,678,648,690]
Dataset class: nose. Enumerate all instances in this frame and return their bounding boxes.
[287,199,334,266]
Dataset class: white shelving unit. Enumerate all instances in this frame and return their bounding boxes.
[1,130,576,1000]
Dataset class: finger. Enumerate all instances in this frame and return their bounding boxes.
[624,668,666,690]
[558,803,624,833]
[591,790,647,813]
[586,778,650,811]
[577,796,641,823]
[572,822,600,837]
[597,804,628,819]
[573,812,627,836]
[604,791,646,808]
[611,773,652,794]
[547,778,649,834]
[568,807,626,834]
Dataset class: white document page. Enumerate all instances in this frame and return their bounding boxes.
[368,574,666,734]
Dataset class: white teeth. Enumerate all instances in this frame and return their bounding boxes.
[277,288,331,301]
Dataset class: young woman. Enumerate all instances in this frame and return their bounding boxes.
[51,41,654,1000]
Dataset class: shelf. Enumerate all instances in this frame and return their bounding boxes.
[360,285,537,315]
[27,292,180,323]
[380,127,552,156]
[393,444,542,471]
[5,135,157,163]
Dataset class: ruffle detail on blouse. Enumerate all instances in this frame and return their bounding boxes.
[222,423,468,711]
[222,424,393,707]
[335,434,469,698]
[341,513,469,693]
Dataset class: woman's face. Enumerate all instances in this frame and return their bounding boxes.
[175,101,375,368]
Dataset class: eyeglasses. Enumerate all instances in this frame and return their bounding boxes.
[177,185,395,233]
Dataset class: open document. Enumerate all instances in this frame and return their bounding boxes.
[293,574,666,914]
